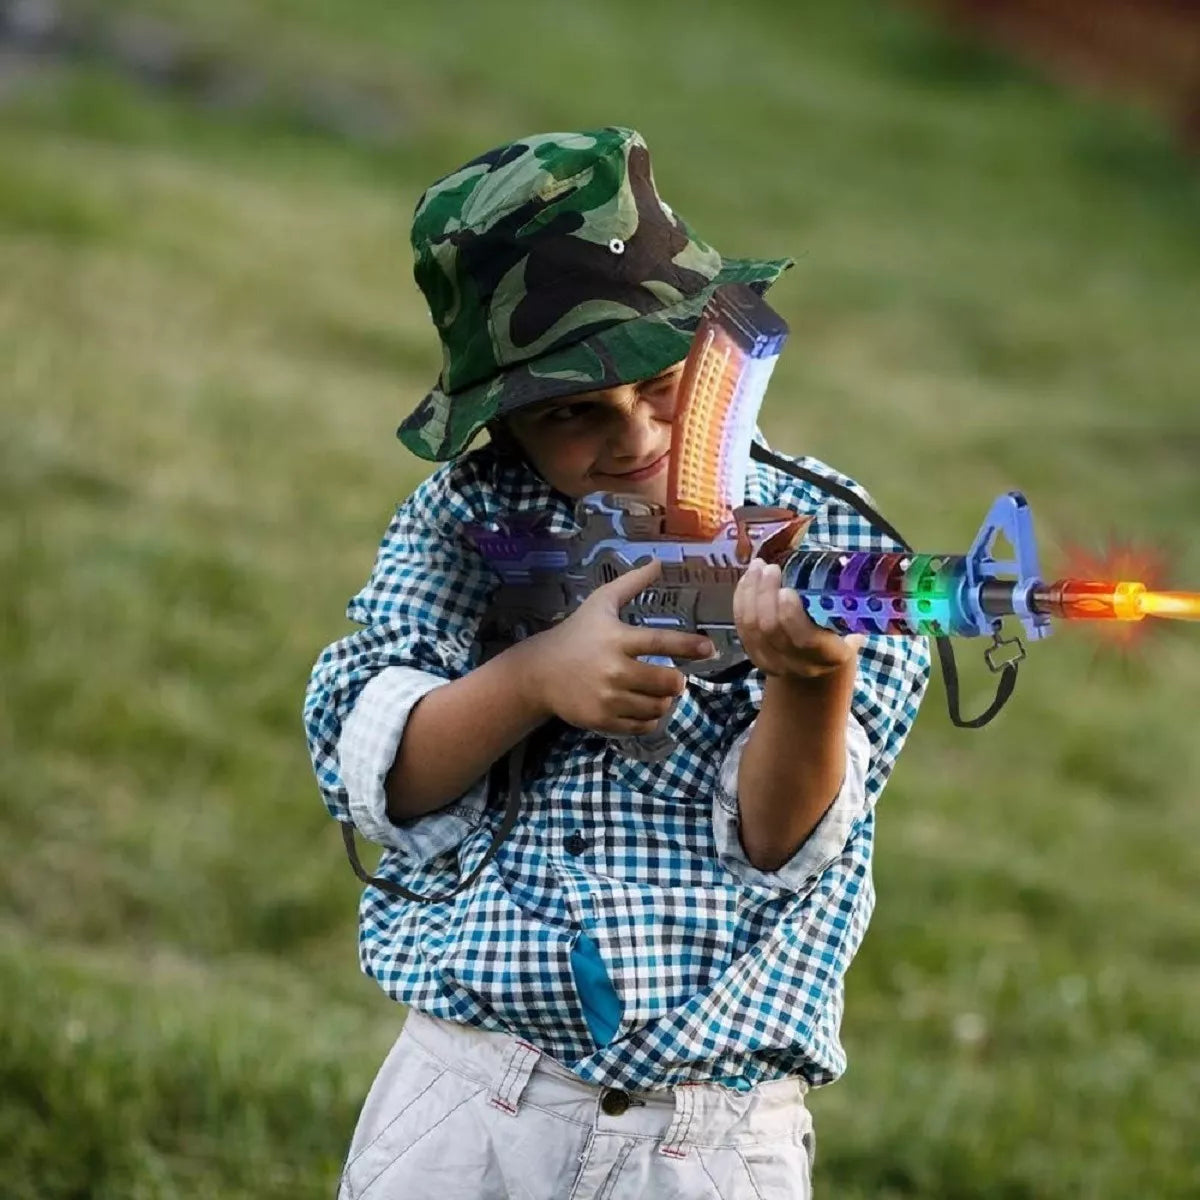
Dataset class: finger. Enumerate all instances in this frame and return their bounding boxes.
[776,586,854,653]
[777,591,867,667]
[598,555,662,606]
[627,659,689,698]
[588,708,669,737]
[627,626,715,664]
[612,712,669,736]
[756,562,784,639]
[777,585,817,642]
[616,690,677,722]
[734,558,762,634]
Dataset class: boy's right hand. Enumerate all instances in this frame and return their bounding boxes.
[521,558,716,737]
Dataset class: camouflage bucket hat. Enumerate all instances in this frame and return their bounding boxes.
[397,126,794,462]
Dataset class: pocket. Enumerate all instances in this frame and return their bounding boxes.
[569,930,623,1049]
[433,864,588,1043]
[341,1044,485,1199]
[581,879,746,1034]
[342,1050,591,1200]
[696,1128,814,1200]
[740,1107,816,1200]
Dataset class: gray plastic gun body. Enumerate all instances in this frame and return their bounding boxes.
[462,491,811,762]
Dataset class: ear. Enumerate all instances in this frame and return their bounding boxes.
[485,418,510,447]
[486,419,524,463]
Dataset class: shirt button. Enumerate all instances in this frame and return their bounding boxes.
[600,1088,630,1116]
[564,831,588,856]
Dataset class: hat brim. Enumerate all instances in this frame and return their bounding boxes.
[396,254,794,462]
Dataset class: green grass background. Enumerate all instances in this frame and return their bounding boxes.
[2,0,1198,1195]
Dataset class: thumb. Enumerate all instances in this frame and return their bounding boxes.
[845,634,868,654]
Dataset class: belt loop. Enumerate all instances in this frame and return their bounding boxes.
[658,1083,700,1159]
[487,1036,542,1117]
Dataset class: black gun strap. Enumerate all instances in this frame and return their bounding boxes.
[340,733,528,904]
[748,441,1019,729]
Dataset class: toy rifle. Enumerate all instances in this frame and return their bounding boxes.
[461,283,1199,762]
[340,283,1197,903]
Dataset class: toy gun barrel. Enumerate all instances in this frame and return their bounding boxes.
[782,550,1200,638]
[1029,580,1200,622]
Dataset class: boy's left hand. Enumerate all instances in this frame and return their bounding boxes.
[734,558,867,680]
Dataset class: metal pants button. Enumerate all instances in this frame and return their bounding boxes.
[600,1088,630,1116]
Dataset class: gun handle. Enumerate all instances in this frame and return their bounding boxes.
[609,653,681,762]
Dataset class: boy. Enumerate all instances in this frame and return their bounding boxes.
[305,127,931,1199]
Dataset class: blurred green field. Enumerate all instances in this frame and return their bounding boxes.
[2,0,1198,1196]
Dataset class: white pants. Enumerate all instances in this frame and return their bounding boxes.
[338,1008,815,1199]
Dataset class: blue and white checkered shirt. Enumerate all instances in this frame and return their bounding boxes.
[304,425,931,1093]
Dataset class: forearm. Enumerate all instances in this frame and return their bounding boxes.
[385,639,551,823]
[736,660,857,872]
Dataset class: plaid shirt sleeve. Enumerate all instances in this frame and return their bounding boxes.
[710,464,933,891]
[713,709,873,890]
[302,461,497,855]
[336,666,491,861]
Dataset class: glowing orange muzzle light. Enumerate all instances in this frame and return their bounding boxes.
[1036,580,1200,622]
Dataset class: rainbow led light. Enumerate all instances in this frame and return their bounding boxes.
[664,285,787,541]
[783,554,1200,638]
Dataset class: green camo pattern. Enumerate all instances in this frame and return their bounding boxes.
[397,127,793,461]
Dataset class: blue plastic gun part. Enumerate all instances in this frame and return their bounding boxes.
[963,490,1053,643]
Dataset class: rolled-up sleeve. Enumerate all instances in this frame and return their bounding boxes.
[303,456,497,854]
[338,665,489,863]
[712,709,872,891]
[706,453,933,890]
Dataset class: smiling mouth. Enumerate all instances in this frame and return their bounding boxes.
[605,451,669,478]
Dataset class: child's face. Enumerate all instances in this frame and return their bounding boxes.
[504,359,686,504]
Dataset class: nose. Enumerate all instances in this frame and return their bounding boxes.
[607,395,667,462]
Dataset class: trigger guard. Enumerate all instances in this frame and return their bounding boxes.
[611,717,677,762]
[612,669,680,762]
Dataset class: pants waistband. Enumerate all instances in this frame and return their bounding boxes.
[399,1008,809,1156]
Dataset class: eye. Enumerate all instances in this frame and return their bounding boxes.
[544,403,593,423]
[644,372,681,397]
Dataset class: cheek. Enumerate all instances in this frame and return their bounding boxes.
[534,431,596,471]
[558,447,599,477]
